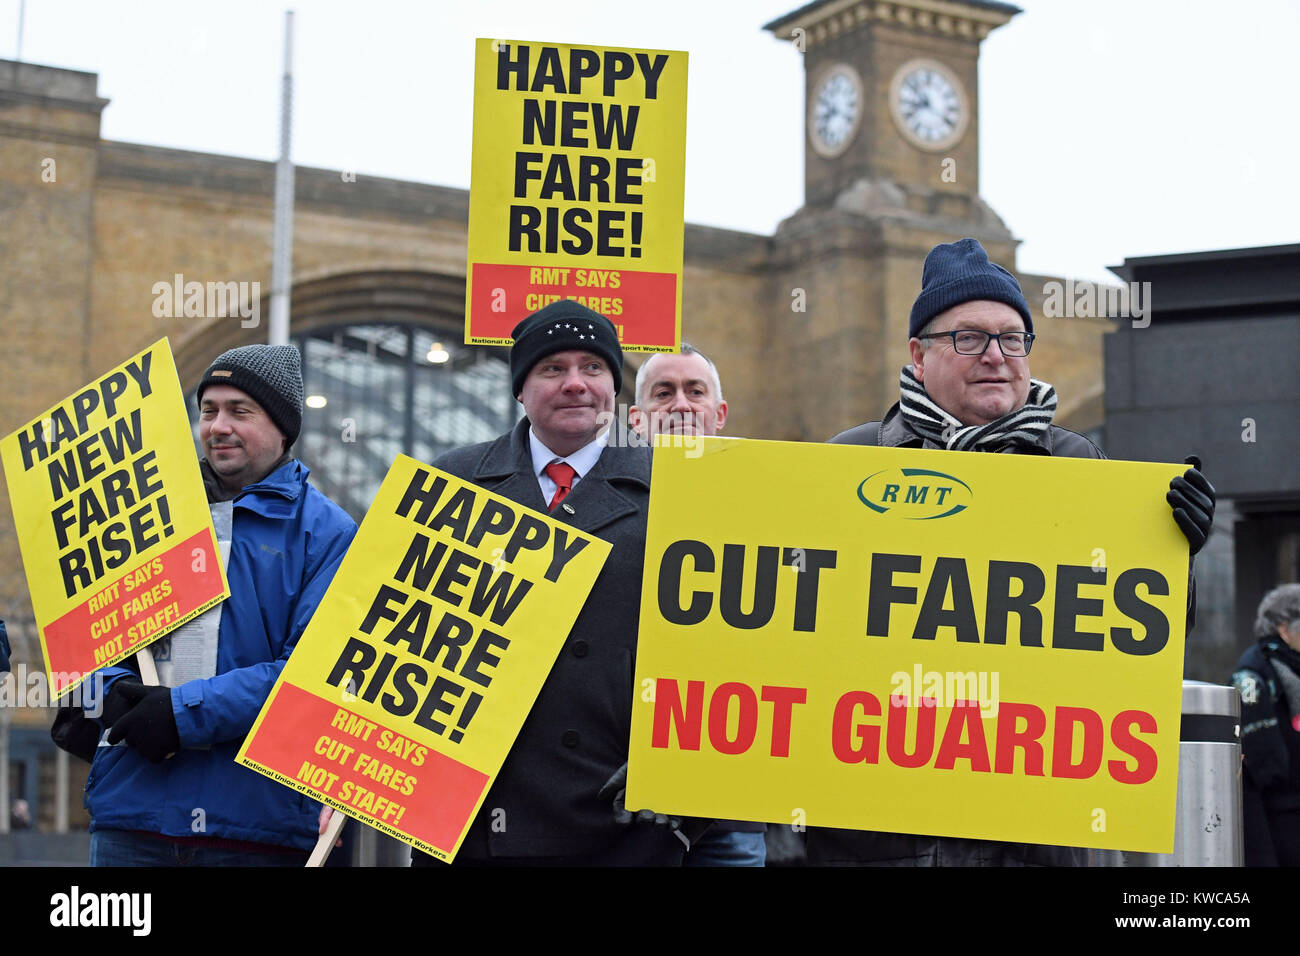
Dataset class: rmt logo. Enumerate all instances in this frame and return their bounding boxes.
[856,468,971,520]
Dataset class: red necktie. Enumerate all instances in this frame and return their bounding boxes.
[544,461,577,511]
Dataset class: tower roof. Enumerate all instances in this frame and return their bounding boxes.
[764,0,1020,45]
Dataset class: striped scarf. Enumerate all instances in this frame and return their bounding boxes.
[898,366,1058,452]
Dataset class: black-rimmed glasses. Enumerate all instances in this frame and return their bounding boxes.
[917,329,1035,356]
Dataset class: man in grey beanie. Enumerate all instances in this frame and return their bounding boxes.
[75,344,357,866]
[195,343,305,498]
[808,238,1216,867]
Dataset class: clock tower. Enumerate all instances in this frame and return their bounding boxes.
[733,2,1109,442]
[766,0,1018,217]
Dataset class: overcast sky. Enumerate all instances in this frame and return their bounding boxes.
[6,0,1297,284]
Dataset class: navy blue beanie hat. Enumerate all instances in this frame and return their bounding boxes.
[908,238,1033,339]
[510,300,623,397]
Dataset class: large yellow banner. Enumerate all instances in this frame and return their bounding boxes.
[465,37,688,351]
[627,438,1189,853]
[1,339,229,696]
[237,455,611,862]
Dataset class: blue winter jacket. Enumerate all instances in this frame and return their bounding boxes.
[83,460,356,849]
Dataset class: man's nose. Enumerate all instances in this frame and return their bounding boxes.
[560,368,588,391]
[980,338,1008,363]
[668,389,692,410]
[209,410,234,433]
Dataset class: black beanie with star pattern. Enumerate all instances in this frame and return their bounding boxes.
[509,300,624,398]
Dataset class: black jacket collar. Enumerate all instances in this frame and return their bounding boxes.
[471,419,651,534]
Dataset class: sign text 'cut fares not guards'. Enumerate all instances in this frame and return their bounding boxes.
[627,438,1189,854]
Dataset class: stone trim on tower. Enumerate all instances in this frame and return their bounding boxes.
[764,0,1019,50]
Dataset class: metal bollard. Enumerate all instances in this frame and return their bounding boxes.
[1093,680,1243,866]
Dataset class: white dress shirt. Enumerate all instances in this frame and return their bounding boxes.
[528,428,607,505]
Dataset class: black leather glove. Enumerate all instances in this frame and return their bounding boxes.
[101,677,145,726]
[106,682,180,763]
[1167,456,1215,555]
[599,762,681,829]
[597,762,718,849]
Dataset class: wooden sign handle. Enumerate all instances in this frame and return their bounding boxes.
[136,645,159,685]
[307,809,346,867]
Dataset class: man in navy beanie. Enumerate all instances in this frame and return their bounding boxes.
[811,238,1216,867]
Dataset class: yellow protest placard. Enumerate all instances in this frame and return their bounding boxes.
[627,438,1189,853]
[465,37,688,351]
[236,455,611,861]
[1,339,229,697]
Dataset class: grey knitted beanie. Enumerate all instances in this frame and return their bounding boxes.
[197,344,304,444]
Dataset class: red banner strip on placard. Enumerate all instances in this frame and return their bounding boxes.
[242,682,490,854]
[468,262,676,348]
[43,528,225,694]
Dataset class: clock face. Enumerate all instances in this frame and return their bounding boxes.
[889,59,969,152]
[809,64,863,158]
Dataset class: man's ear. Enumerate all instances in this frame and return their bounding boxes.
[713,401,728,433]
[628,405,648,439]
[908,338,927,382]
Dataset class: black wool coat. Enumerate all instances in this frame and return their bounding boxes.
[420,419,683,865]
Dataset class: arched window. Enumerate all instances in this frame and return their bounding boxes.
[182,271,521,521]
[292,324,516,519]
[189,322,516,521]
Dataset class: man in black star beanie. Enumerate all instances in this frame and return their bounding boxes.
[412,301,695,866]
[508,299,624,399]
